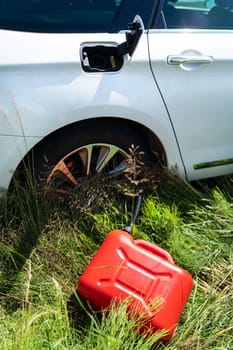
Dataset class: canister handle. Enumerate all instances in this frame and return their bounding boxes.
[135,240,174,264]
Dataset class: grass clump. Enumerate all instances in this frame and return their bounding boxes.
[0,164,233,349]
[0,278,76,350]
[77,297,166,350]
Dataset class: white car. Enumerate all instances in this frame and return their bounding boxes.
[1,0,233,193]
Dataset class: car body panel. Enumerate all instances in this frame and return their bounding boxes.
[0,135,40,190]
[0,29,185,190]
[1,0,233,191]
[148,29,233,180]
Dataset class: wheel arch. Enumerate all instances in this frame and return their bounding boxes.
[14,116,167,182]
[34,117,167,162]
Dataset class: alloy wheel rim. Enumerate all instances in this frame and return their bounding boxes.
[46,143,129,193]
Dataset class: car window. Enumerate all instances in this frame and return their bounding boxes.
[0,0,122,33]
[0,0,156,33]
[157,0,233,29]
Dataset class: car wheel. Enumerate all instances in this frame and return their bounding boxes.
[32,121,149,201]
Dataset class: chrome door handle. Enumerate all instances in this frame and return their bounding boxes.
[167,55,213,65]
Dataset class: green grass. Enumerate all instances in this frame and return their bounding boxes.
[0,171,233,349]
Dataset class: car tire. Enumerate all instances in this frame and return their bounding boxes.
[31,120,149,196]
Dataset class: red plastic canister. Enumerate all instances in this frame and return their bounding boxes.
[77,230,193,341]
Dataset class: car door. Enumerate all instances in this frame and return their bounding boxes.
[148,0,233,181]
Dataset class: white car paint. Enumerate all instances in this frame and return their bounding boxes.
[0,28,184,190]
[148,29,233,180]
[1,9,233,191]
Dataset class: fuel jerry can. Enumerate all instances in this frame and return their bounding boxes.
[77,230,193,341]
